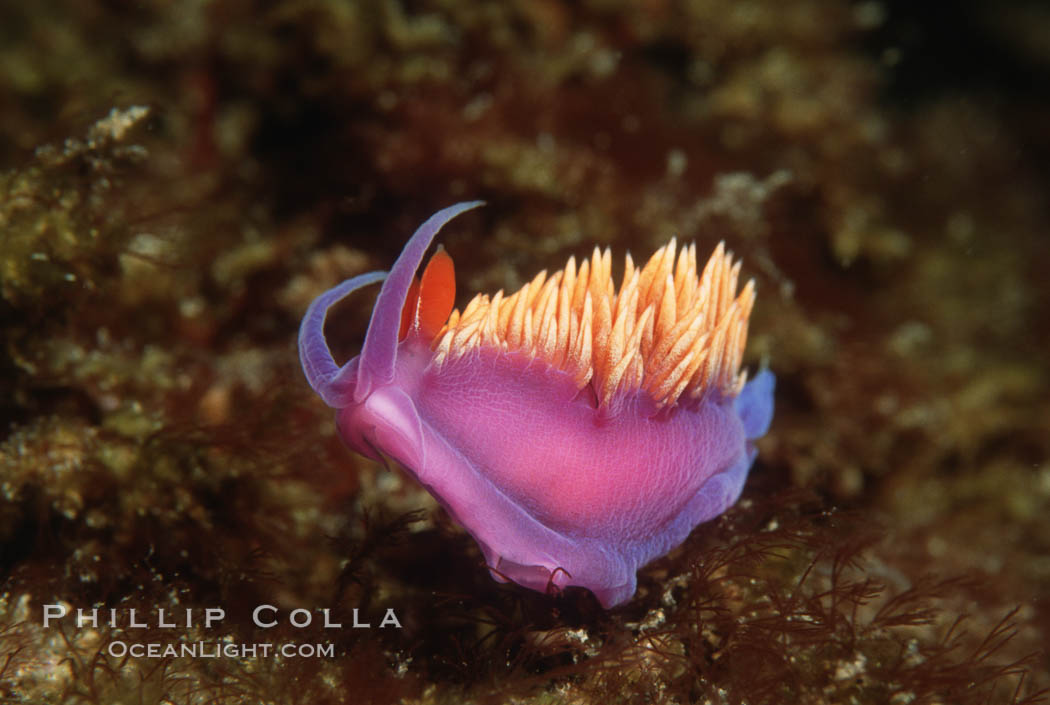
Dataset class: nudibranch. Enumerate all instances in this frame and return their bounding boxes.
[299,202,774,608]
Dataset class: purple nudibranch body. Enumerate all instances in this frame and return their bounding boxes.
[299,202,774,607]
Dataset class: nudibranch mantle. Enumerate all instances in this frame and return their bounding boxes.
[299,202,774,608]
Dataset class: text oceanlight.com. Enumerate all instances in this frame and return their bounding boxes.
[108,641,337,659]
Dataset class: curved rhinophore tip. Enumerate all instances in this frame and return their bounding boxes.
[298,270,388,408]
[355,201,485,402]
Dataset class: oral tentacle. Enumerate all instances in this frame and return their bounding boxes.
[298,270,388,408]
[355,201,484,402]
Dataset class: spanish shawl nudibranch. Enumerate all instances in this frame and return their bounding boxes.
[299,202,774,608]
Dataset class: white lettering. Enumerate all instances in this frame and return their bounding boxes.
[289,608,311,628]
[204,607,225,628]
[253,604,277,628]
[76,608,97,628]
[321,609,341,628]
[379,609,402,629]
[42,604,67,628]
[157,609,174,628]
[289,605,308,630]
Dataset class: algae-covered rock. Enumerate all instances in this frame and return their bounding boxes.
[1,1,1047,703]
[0,106,149,311]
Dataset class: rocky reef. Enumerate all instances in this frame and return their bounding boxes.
[1,1,1047,703]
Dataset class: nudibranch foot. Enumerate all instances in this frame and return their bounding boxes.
[299,202,775,608]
